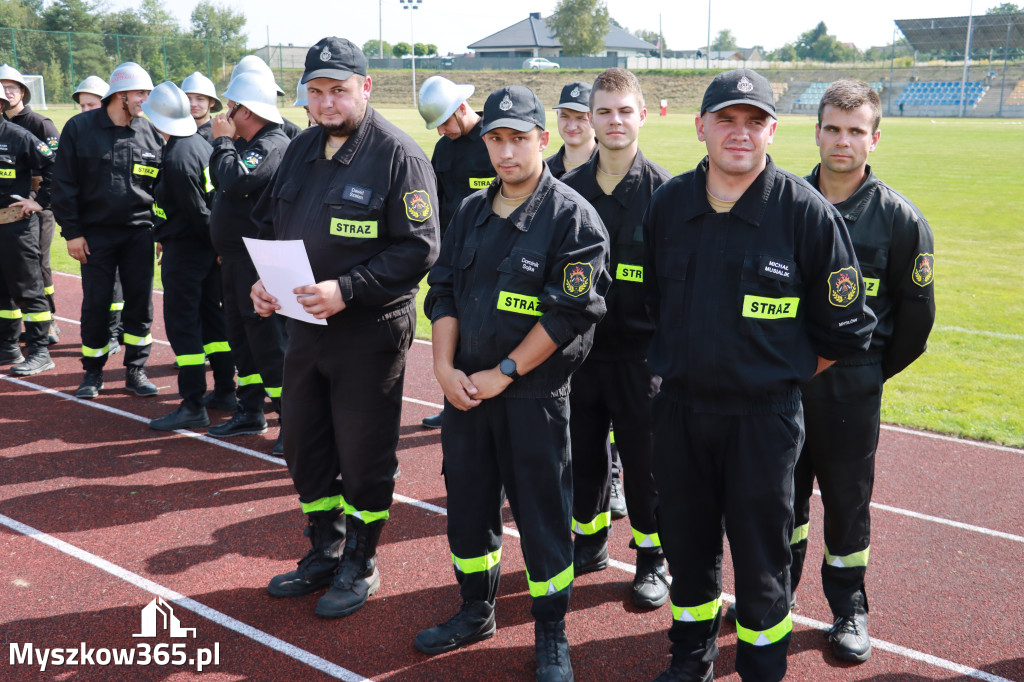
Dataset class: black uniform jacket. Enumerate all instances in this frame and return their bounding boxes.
[208,123,289,259]
[544,144,596,179]
[6,106,59,153]
[0,116,55,209]
[562,148,671,360]
[196,120,214,145]
[152,133,214,246]
[643,156,876,408]
[253,106,439,319]
[430,116,494,233]
[425,165,611,399]
[807,164,935,380]
[52,107,163,241]
[282,118,302,140]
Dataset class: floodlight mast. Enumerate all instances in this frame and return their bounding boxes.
[400,0,423,109]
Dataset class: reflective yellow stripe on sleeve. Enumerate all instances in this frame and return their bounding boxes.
[452,548,502,574]
[736,612,793,646]
[671,595,723,622]
[526,564,574,598]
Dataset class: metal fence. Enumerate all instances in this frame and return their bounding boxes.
[0,27,246,103]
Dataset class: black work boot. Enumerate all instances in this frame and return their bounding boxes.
[76,370,104,399]
[0,344,24,366]
[315,516,384,618]
[633,550,669,609]
[535,619,573,682]
[208,408,268,437]
[609,471,627,519]
[827,610,871,662]
[149,400,210,431]
[268,511,345,597]
[126,367,158,396]
[202,389,237,412]
[12,348,55,376]
[653,661,713,681]
[572,532,608,575]
[415,600,496,654]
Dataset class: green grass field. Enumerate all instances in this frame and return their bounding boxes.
[39,104,1024,448]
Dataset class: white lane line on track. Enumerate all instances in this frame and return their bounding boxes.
[933,324,1024,342]
[0,513,364,681]
[0,374,1015,682]
[880,423,1023,454]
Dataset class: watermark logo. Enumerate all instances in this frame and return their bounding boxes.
[9,595,220,672]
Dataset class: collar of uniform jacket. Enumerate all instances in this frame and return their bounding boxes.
[94,104,155,134]
[570,146,648,207]
[683,154,777,227]
[477,163,557,232]
[305,104,377,166]
[807,163,879,224]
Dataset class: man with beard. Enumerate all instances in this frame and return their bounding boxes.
[250,37,438,620]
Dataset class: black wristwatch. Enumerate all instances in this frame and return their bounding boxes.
[499,357,520,381]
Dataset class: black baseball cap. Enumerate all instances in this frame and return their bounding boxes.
[553,81,591,112]
[481,85,545,135]
[701,69,776,119]
[302,37,367,84]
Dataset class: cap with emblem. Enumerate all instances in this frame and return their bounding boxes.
[481,85,545,135]
[553,81,590,112]
[302,37,367,85]
[700,68,775,119]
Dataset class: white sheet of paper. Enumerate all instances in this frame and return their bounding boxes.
[242,237,327,325]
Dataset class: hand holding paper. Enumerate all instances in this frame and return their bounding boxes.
[243,238,328,325]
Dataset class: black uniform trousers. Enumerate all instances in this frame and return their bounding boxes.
[160,239,235,405]
[442,393,574,623]
[37,209,55,312]
[652,391,802,682]
[570,356,660,546]
[791,361,883,618]
[79,227,153,371]
[281,305,413,514]
[0,216,49,350]
[220,255,285,414]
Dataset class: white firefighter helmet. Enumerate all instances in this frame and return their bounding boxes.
[230,55,285,96]
[180,71,223,113]
[294,80,308,107]
[0,63,30,104]
[73,75,109,104]
[418,76,474,130]
[141,81,197,137]
[104,62,154,101]
[222,71,283,124]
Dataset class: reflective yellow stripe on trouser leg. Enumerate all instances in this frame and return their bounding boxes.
[824,544,870,568]
[525,564,574,598]
[452,548,503,574]
[571,511,610,536]
[671,595,723,622]
[300,495,344,514]
[736,612,793,647]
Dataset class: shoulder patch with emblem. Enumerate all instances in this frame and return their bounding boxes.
[828,266,859,307]
[46,136,58,151]
[242,150,264,169]
[36,141,53,157]
[912,253,934,287]
[563,262,593,297]
[403,189,433,222]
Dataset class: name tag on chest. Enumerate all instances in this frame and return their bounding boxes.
[342,184,373,205]
[758,256,796,282]
[330,218,378,238]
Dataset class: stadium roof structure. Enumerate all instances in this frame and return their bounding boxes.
[468,13,656,53]
[896,12,1024,52]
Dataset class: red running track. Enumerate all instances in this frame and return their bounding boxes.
[0,271,1021,681]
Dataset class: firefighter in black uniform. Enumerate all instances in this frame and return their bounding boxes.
[181,72,223,144]
[415,85,610,682]
[795,79,935,662]
[560,68,671,609]
[207,70,289,452]
[643,70,876,682]
[544,81,596,179]
[142,82,236,431]
[52,62,164,400]
[250,37,438,619]
[0,87,55,375]
[0,64,60,346]
[416,74,494,429]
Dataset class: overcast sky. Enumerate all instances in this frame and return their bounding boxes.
[110,0,997,54]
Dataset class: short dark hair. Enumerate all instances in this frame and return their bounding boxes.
[590,68,645,111]
[818,79,882,132]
